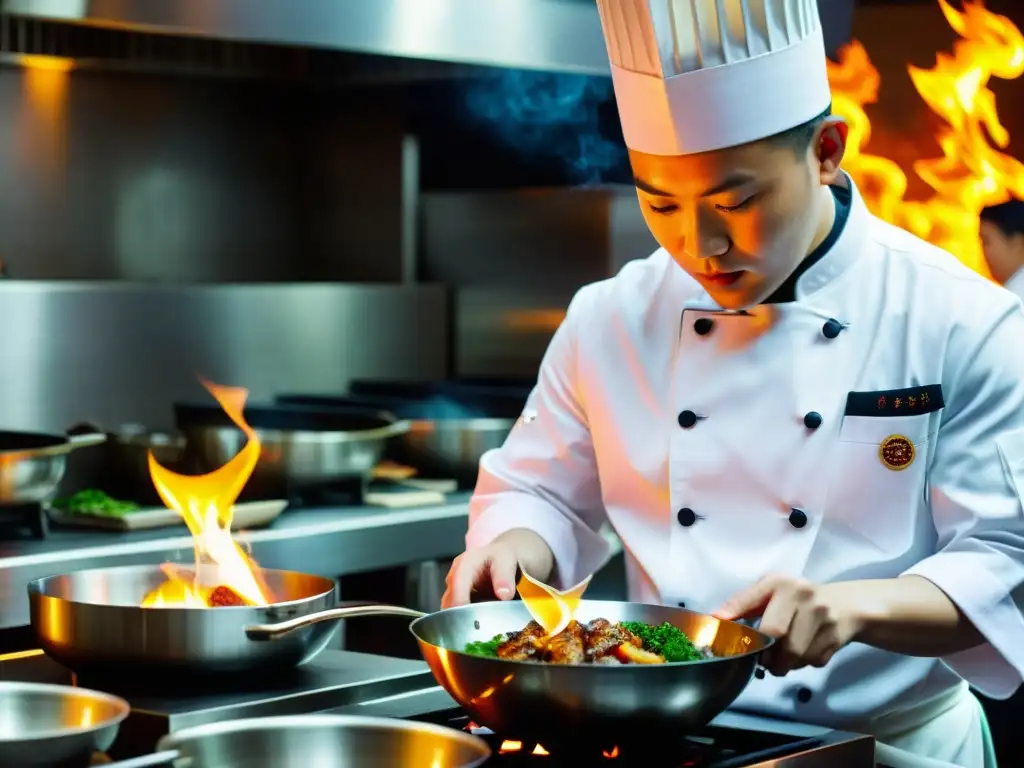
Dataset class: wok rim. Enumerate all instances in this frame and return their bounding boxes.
[0,681,129,743]
[407,599,775,668]
[27,563,337,611]
[156,713,492,758]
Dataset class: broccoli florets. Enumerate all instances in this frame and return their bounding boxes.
[620,620,705,663]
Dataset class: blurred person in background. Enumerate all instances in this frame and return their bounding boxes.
[980,199,1024,299]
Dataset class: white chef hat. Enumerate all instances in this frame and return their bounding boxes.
[596,0,832,157]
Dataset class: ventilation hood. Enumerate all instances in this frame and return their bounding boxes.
[3,0,612,75]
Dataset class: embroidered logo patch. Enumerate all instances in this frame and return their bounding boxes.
[879,434,915,471]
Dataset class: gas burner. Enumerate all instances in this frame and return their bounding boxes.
[0,502,47,539]
[406,709,874,767]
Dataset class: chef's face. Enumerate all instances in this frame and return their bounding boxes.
[629,119,847,309]
[980,220,1024,284]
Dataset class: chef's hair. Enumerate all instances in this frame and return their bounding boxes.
[981,199,1024,238]
[769,104,834,155]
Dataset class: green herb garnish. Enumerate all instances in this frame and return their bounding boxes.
[620,620,705,662]
[463,634,506,658]
[52,489,141,518]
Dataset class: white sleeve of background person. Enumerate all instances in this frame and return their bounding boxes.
[903,298,1024,698]
[465,289,610,588]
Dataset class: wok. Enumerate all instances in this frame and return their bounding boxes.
[245,599,774,749]
[28,565,339,678]
[103,714,490,768]
[0,430,106,505]
[0,681,129,768]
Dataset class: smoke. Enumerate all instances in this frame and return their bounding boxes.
[461,69,627,186]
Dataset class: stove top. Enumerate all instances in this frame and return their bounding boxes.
[404,708,873,767]
[5,652,874,767]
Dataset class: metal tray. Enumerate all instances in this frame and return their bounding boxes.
[47,500,288,532]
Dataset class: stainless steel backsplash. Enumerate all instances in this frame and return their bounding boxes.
[0,282,448,432]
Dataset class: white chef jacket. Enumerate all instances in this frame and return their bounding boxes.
[465,177,1024,740]
[1006,266,1024,302]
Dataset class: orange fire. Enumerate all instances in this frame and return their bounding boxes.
[827,0,1024,275]
[141,380,273,608]
[516,570,592,638]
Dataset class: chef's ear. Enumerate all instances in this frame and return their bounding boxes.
[816,117,848,185]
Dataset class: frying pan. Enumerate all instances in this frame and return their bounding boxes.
[0,681,129,768]
[245,599,775,749]
[28,565,339,679]
[101,715,491,768]
[0,430,106,505]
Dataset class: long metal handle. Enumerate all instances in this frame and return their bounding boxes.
[245,603,427,641]
[102,749,182,768]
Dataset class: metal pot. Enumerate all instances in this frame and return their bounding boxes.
[245,599,774,750]
[28,565,338,679]
[174,403,409,499]
[0,430,106,505]
[103,715,490,768]
[0,681,129,768]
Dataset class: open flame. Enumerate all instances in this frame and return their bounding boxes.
[516,570,592,638]
[827,0,1024,275]
[141,380,273,608]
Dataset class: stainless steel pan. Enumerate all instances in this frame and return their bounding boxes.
[28,565,338,678]
[0,430,106,505]
[245,599,774,749]
[103,715,490,768]
[0,681,129,768]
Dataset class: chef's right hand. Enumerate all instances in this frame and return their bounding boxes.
[441,528,554,608]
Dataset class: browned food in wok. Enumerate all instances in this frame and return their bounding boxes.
[206,585,249,607]
[492,618,667,665]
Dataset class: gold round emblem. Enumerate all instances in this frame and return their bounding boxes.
[879,434,915,471]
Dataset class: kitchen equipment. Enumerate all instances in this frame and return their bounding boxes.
[101,426,186,507]
[0,652,875,767]
[245,599,774,749]
[0,431,106,505]
[28,565,339,679]
[0,681,129,768]
[277,382,523,485]
[47,499,288,532]
[174,403,409,500]
[103,714,491,768]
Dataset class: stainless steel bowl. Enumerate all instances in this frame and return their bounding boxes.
[105,714,491,768]
[0,681,129,768]
[393,418,514,482]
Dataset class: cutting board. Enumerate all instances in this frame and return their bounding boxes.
[47,499,288,532]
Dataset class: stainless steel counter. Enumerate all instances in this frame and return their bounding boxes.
[0,499,471,629]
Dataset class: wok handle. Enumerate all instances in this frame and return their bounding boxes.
[102,749,182,767]
[244,603,428,641]
[67,432,107,449]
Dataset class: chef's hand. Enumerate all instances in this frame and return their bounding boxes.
[713,575,864,676]
[441,528,554,608]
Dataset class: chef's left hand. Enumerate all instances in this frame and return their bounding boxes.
[713,575,864,676]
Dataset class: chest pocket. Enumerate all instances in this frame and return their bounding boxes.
[826,408,938,554]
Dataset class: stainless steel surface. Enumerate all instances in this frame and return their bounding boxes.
[103,714,491,768]
[29,565,340,675]
[0,498,471,629]
[179,418,410,497]
[0,432,106,505]
[395,418,514,482]
[5,0,611,76]
[0,681,129,768]
[246,599,773,746]
[0,283,447,435]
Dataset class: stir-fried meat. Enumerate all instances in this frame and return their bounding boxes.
[495,617,650,665]
[584,618,642,661]
[546,620,586,664]
[496,620,545,661]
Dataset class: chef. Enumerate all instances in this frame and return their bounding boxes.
[443,0,1024,765]
[981,199,1024,300]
